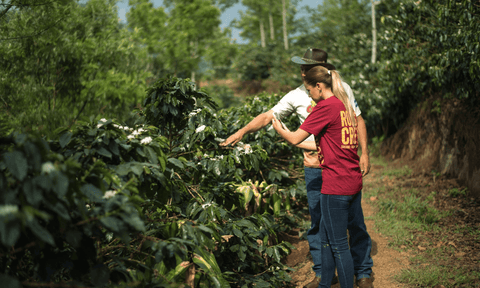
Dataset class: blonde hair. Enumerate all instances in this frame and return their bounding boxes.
[303,66,356,127]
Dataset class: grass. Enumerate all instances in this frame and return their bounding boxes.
[364,156,480,287]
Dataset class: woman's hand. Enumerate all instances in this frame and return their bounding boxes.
[271,115,283,132]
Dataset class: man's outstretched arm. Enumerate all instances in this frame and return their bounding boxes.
[357,115,371,176]
[220,110,275,146]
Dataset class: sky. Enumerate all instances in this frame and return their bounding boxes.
[115,0,323,44]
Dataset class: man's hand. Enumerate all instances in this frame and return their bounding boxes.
[359,153,371,177]
[220,130,244,147]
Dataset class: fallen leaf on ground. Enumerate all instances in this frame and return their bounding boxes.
[418,245,427,251]
[370,196,378,201]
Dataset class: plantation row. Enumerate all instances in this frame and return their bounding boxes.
[0,77,308,287]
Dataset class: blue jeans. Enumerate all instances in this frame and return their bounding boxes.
[304,167,323,277]
[304,168,373,280]
[319,192,373,288]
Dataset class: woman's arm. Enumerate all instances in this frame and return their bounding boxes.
[295,141,317,151]
[272,118,311,145]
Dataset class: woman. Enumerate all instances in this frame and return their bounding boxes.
[272,66,368,288]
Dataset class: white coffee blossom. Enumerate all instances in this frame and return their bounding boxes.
[97,124,103,128]
[0,204,18,216]
[132,130,141,136]
[100,118,107,122]
[211,155,224,162]
[196,125,206,133]
[189,109,202,117]
[127,135,135,140]
[103,190,117,199]
[41,162,56,174]
[113,124,119,128]
[201,203,212,209]
[140,137,153,145]
[234,154,240,163]
[244,144,252,154]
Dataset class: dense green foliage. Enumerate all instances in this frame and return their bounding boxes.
[1,77,306,287]
[1,0,479,286]
[0,0,150,137]
[361,0,480,136]
[291,0,479,137]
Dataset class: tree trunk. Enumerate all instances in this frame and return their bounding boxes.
[371,0,380,63]
[269,12,274,40]
[191,40,198,85]
[282,0,288,50]
[260,20,266,47]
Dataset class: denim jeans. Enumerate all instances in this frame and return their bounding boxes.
[319,192,373,288]
[304,168,373,280]
[304,167,323,277]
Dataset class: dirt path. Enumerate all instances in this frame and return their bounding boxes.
[285,175,411,288]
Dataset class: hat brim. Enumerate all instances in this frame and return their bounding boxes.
[291,56,324,65]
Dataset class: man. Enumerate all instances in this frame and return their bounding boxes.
[220,48,373,288]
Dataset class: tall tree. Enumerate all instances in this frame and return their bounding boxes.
[371,0,381,63]
[127,0,168,78]
[0,0,150,136]
[282,0,288,49]
[233,0,297,46]
[162,0,221,79]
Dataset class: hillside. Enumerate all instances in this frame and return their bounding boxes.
[380,96,480,198]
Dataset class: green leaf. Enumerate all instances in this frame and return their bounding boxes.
[80,184,105,202]
[23,179,43,206]
[29,219,55,246]
[145,146,158,164]
[100,216,123,232]
[34,175,52,191]
[0,274,22,288]
[96,147,112,158]
[59,132,73,148]
[52,202,70,220]
[232,228,243,238]
[131,164,143,176]
[52,172,69,198]
[109,141,120,156]
[0,221,20,247]
[90,264,110,287]
[121,214,145,232]
[65,230,82,248]
[3,151,28,181]
[193,247,229,287]
[168,158,184,169]
[273,246,281,262]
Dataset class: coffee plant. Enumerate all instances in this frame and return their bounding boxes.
[1,76,307,287]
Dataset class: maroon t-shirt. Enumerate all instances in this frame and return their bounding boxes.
[299,96,362,195]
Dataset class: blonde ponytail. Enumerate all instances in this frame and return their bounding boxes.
[331,70,356,127]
